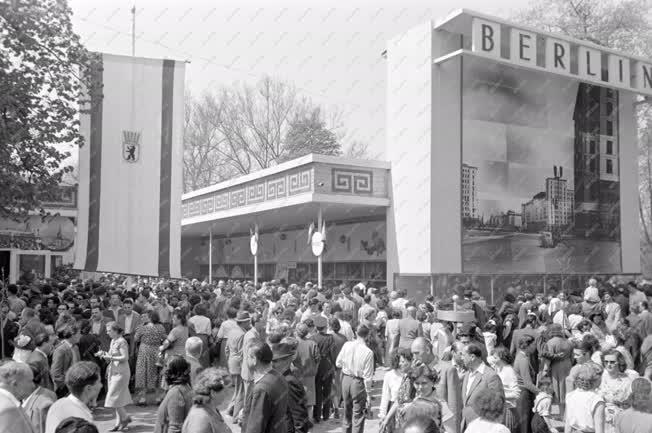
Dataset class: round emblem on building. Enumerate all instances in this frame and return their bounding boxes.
[311,232,324,257]
[250,235,258,256]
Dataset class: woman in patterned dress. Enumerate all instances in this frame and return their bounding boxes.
[599,350,637,433]
[134,310,167,405]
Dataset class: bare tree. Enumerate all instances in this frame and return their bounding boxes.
[183,76,368,189]
[183,92,235,192]
[515,0,652,272]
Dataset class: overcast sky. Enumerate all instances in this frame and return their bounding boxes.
[69,0,529,160]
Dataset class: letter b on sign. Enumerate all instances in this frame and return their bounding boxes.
[472,18,500,58]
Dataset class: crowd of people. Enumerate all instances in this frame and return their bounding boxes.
[1,274,652,433]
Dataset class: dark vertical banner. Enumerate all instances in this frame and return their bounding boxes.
[159,60,175,276]
[85,57,104,272]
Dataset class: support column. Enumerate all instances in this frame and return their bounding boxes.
[317,206,323,289]
[254,251,258,287]
[208,227,212,284]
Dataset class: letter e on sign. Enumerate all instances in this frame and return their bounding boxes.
[545,38,571,75]
[472,18,500,58]
[578,46,601,81]
[608,55,630,87]
[634,61,652,96]
[510,29,536,66]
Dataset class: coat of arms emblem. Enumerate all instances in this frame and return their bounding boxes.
[122,130,141,162]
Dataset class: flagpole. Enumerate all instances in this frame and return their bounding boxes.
[317,206,322,289]
[208,227,212,284]
[131,4,136,57]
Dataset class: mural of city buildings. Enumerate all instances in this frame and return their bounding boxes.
[461,57,621,274]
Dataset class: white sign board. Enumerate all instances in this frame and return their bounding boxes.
[470,17,652,97]
[250,235,258,256]
[311,232,324,257]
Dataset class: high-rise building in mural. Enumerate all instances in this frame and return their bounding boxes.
[573,84,620,238]
[521,167,574,232]
[462,163,478,220]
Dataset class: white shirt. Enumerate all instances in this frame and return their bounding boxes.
[339,320,355,341]
[466,363,486,396]
[45,394,93,433]
[465,418,510,433]
[335,339,374,381]
[189,315,212,335]
[379,369,403,418]
[124,313,134,334]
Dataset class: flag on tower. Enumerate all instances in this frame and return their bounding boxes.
[74,53,185,278]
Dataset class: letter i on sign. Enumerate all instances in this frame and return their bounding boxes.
[472,18,500,58]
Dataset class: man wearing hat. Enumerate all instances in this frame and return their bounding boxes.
[311,315,336,423]
[271,338,312,433]
[226,310,251,422]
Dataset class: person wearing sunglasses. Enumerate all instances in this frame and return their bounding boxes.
[598,350,638,433]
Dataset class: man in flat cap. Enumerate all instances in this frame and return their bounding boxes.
[271,338,312,433]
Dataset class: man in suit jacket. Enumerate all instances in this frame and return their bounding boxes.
[51,326,78,398]
[460,343,504,430]
[241,343,288,433]
[411,337,461,433]
[23,363,57,433]
[397,306,422,350]
[89,306,111,351]
[0,361,37,433]
[27,334,54,391]
[636,301,652,338]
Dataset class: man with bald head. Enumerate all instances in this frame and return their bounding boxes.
[411,337,461,433]
[398,305,422,350]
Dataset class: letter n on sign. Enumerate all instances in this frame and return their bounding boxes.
[472,18,500,58]
[634,61,652,96]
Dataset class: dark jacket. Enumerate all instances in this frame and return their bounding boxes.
[460,364,504,430]
[283,368,312,433]
[242,369,289,433]
[154,384,193,433]
[311,332,336,377]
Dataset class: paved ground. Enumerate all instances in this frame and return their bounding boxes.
[463,231,620,273]
[93,369,564,433]
[94,371,386,433]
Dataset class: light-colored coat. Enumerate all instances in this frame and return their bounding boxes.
[23,387,57,433]
[0,390,35,433]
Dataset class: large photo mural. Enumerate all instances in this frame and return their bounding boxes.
[461,57,621,274]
